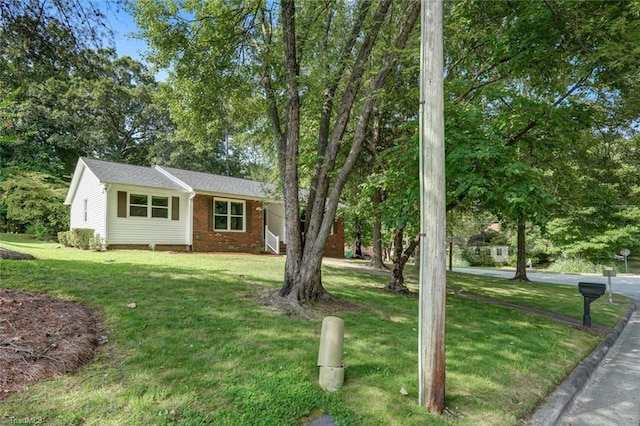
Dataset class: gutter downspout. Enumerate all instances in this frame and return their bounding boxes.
[103,184,111,248]
[188,192,196,251]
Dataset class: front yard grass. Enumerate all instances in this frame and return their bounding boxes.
[0,234,630,425]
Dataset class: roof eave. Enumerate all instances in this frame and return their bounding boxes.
[64,158,89,205]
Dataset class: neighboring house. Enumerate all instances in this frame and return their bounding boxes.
[467,245,511,264]
[466,226,511,264]
[64,157,344,257]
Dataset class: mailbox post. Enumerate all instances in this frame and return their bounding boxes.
[602,268,616,303]
[578,282,606,327]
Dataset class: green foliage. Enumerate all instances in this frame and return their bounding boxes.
[25,221,52,240]
[0,1,108,54]
[57,228,96,250]
[57,231,69,247]
[0,88,32,145]
[463,247,496,267]
[0,170,68,238]
[1,13,172,176]
[443,0,640,270]
[547,257,605,274]
[546,210,640,262]
[543,132,640,262]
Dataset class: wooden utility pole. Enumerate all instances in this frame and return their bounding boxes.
[418,0,446,414]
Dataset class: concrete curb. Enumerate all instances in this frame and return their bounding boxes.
[526,302,637,425]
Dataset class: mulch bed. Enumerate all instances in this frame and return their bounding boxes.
[0,247,35,260]
[0,288,105,399]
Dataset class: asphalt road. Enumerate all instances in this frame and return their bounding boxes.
[452,267,640,300]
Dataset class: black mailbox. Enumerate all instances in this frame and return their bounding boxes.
[578,282,606,327]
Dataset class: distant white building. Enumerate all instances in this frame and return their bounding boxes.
[468,245,511,263]
[467,223,511,264]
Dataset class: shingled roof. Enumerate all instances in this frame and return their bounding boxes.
[157,166,278,199]
[80,158,184,191]
[66,157,280,204]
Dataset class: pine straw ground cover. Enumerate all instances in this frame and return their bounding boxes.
[0,234,630,425]
[0,288,105,399]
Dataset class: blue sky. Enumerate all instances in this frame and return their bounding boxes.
[98,2,166,79]
[99,3,185,84]
[99,3,148,61]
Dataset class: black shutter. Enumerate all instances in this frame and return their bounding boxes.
[207,198,214,230]
[245,201,251,232]
[117,191,127,217]
[171,197,180,220]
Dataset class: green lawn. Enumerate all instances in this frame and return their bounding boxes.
[0,234,630,425]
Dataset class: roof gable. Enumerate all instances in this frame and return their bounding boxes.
[80,158,185,191]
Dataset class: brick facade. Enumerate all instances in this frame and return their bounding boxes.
[191,194,345,258]
[192,195,265,253]
[324,217,345,258]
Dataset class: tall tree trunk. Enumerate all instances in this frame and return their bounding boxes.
[511,212,530,282]
[286,259,325,303]
[275,0,420,305]
[370,188,387,269]
[277,0,307,300]
[386,229,419,293]
[388,228,406,292]
[354,225,363,258]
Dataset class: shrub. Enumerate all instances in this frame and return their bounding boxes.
[26,221,51,240]
[451,252,471,267]
[463,247,495,266]
[70,229,95,250]
[90,235,106,251]
[58,229,96,250]
[58,231,70,246]
[548,257,604,274]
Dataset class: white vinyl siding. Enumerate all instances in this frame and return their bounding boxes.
[68,168,107,238]
[107,185,190,245]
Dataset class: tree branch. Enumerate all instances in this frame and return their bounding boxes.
[307,1,372,222]
[310,0,421,256]
[505,70,594,146]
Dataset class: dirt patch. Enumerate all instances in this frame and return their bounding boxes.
[0,288,105,399]
[258,288,360,320]
[0,248,35,260]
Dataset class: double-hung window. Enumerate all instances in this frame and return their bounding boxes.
[129,194,148,217]
[119,192,176,220]
[151,196,169,218]
[214,199,245,231]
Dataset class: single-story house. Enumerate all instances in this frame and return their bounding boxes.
[467,245,511,263]
[64,157,344,257]
[466,225,511,264]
